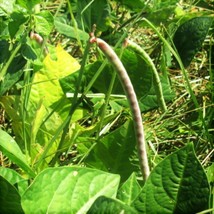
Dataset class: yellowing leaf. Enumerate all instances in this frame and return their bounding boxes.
[30,44,80,107]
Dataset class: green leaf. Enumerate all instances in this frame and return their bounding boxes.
[116,49,153,100]
[0,40,9,62]
[16,0,41,12]
[76,0,111,32]
[0,175,24,214]
[0,167,28,195]
[29,44,80,107]
[8,11,28,39]
[88,196,138,214]
[0,0,15,15]
[21,43,37,60]
[133,143,210,213]
[173,17,213,67]
[34,10,54,36]
[0,69,24,96]
[145,6,177,25]
[0,42,26,95]
[21,167,120,214]
[85,120,140,182]
[139,76,175,111]
[54,17,89,41]
[117,173,141,205]
[60,49,153,105]
[0,129,35,177]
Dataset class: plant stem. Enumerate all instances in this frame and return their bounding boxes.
[97,70,117,138]
[48,40,91,166]
[21,65,33,159]
[125,39,167,112]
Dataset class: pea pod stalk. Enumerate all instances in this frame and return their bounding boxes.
[90,34,150,180]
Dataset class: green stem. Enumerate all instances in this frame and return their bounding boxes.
[67,0,84,52]
[48,41,91,166]
[96,70,117,138]
[21,66,33,159]
[126,39,167,112]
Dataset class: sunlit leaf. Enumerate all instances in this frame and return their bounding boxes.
[0,129,35,177]
[0,0,15,15]
[88,196,138,213]
[21,167,120,214]
[16,0,41,12]
[34,10,54,36]
[30,44,80,107]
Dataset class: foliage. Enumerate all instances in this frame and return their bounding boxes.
[0,0,213,213]
[173,16,213,67]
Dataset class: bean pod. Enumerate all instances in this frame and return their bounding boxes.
[90,35,150,180]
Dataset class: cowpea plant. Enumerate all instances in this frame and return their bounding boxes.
[89,30,150,181]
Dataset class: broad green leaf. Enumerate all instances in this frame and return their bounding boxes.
[88,196,138,214]
[173,17,213,67]
[0,175,24,214]
[133,143,210,213]
[0,129,35,177]
[76,0,111,32]
[30,44,80,107]
[34,10,54,36]
[85,120,140,182]
[0,167,28,195]
[21,167,120,214]
[54,17,89,41]
[117,173,141,205]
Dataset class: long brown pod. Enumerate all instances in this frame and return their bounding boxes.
[90,34,150,180]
